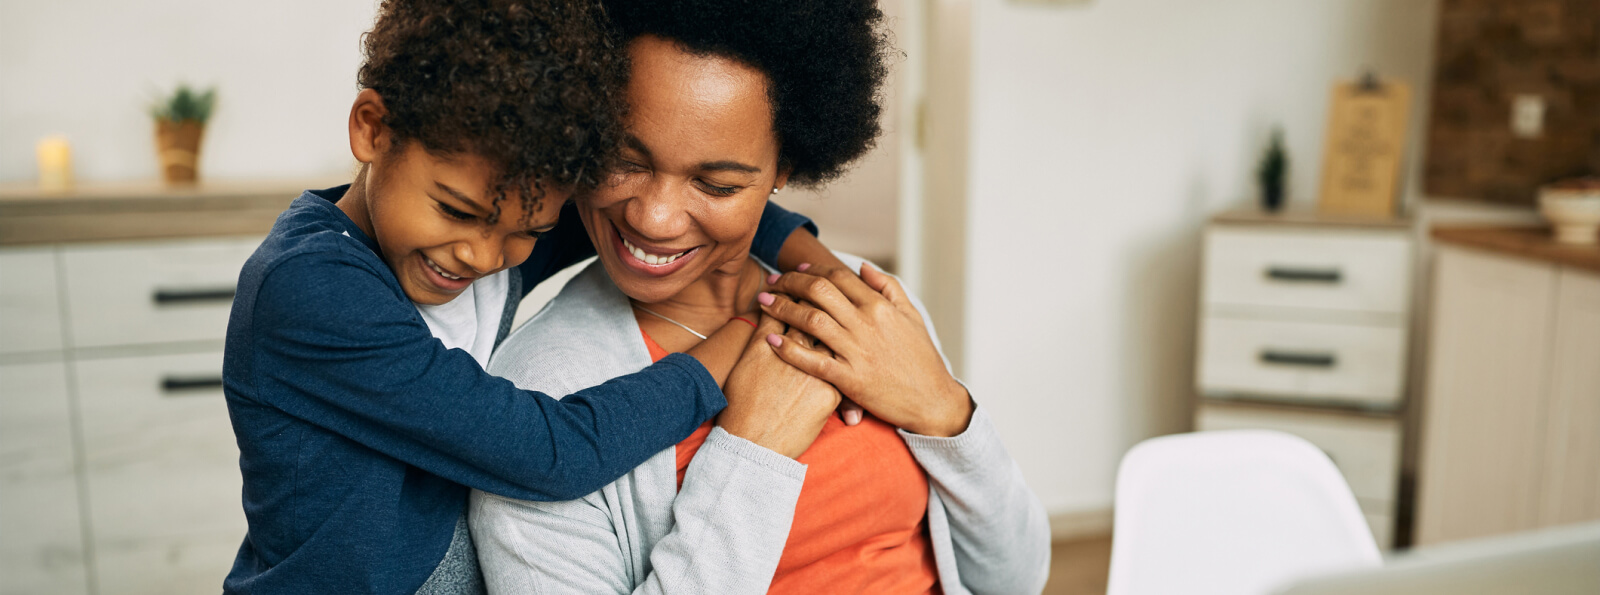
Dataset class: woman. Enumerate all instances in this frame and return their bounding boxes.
[469,0,1050,593]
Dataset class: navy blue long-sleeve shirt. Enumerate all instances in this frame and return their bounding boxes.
[222,186,812,594]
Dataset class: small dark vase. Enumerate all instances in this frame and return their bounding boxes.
[1261,182,1285,212]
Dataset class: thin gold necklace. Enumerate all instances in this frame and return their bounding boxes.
[632,304,708,340]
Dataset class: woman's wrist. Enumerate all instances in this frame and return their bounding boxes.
[908,380,975,438]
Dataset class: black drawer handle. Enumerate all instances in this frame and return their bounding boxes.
[161,375,224,394]
[1260,350,1337,368]
[1265,266,1343,283]
[153,287,236,305]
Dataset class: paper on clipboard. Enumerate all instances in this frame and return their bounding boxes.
[1317,78,1411,217]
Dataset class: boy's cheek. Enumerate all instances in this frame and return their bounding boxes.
[504,240,538,269]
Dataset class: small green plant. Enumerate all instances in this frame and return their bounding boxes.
[150,84,217,124]
[1257,127,1288,211]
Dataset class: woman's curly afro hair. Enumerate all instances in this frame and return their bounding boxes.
[358,0,626,223]
[602,0,893,188]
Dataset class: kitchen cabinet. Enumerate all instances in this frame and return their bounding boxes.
[1416,235,1600,545]
[1,180,310,595]
[1193,209,1414,548]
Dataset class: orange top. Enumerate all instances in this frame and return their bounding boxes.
[641,328,939,594]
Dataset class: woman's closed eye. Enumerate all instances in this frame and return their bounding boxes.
[695,179,742,196]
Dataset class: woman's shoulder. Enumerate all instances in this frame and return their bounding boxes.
[486,261,654,396]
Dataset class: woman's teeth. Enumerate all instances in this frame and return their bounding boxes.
[621,236,688,266]
[425,257,464,280]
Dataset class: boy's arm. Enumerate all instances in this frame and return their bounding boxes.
[245,251,725,501]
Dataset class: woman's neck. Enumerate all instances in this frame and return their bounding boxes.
[633,256,764,345]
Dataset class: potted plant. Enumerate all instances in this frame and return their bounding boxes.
[151,84,216,184]
[1257,127,1288,212]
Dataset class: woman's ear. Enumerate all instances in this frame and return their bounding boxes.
[773,165,793,193]
[348,89,390,164]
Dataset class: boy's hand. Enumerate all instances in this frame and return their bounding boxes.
[757,263,974,438]
[718,314,842,459]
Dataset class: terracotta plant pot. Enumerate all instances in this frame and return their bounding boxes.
[155,119,205,184]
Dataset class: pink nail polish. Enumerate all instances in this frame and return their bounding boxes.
[767,273,780,284]
[846,410,862,425]
[797,263,811,272]
[758,292,775,306]
[766,333,783,347]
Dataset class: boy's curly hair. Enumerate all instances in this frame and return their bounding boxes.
[602,0,893,188]
[358,0,624,223]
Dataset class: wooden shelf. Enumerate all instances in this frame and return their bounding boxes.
[0,178,344,245]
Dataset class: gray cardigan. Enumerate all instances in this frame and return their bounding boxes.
[469,255,1051,594]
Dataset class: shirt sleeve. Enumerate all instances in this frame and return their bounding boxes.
[751,200,817,269]
[247,248,727,501]
[470,427,805,595]
[516,200,816,298]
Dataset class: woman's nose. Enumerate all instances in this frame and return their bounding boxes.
[626,178,692,241]
[454,234,505,275]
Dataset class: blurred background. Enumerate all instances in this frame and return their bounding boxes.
[2,0,1597,594]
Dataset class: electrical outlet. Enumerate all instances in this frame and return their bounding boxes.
[1511,94,1545,138]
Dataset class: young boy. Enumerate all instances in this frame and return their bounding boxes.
[222,0,840,592]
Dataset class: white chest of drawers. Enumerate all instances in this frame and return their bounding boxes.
[1192,209,1415,549]
[2,234,264,595]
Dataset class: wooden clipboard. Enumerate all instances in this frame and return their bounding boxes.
[1317,77,1411,217]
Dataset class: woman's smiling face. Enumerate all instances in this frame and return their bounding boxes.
[578,35,787,304]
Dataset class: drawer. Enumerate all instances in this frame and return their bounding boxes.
[60,236,261,349]
[1203,227,1411,315]
[1,361,89,595]
[73,351,245,594]
[1196,403,1401,509]
[1197,316,1405,407]
[0,247,65,355]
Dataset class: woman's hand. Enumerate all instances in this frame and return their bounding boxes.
[758,263,974,437]
[718,314,842,458]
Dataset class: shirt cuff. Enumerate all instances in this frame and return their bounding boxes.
[899,405,1001,475]
[656,352,730,416]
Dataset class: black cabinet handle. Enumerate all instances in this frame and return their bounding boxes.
[1259,349,1337,368]
[1264,266,1343,283]
[153,287,236,305]
[161,375,224,394]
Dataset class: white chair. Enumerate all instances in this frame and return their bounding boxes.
[1107,430,1381,595]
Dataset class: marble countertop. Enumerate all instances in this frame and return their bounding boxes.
[0,179,343,245]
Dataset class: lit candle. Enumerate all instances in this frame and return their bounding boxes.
[37,136,74,192]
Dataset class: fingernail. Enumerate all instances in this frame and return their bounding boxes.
[797,263,811,272]
[845,410,862,425]
[767,273,780,284]
[766,333,783,347]
[758,292,775,306]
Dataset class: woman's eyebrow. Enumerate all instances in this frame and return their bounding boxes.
[698,160,762,174]
[433,181,487,212]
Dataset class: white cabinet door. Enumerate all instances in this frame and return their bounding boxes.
[1417,247,1558,545]
[0,361,89,595]
[60,237,260,349]
[1539,268,1600,527]
[0,248,65,355]
[74,351,243,595]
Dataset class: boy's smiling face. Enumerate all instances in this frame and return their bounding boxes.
[342,90,566,306]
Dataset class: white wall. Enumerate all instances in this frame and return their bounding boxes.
[0,0,377,183]
[961,0,1440,515]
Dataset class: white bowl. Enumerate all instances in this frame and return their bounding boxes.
[1539,183,1600,245]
